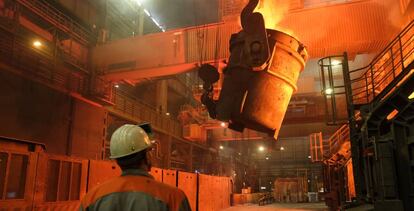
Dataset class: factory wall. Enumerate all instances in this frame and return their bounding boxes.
[0,70,106,159]
[0,70,72,154]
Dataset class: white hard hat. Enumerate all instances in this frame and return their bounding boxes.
[110,124,152,159]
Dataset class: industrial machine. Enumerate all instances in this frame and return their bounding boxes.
[199,0,308,139]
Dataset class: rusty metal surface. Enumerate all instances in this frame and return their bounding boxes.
[150,167,163,182]
[87,160,121,190]
[0,70,72,155]
[0,136,46,152]
[216,177,231,210]
[35,153,88,204]
[162,169,177,187]
[222,177,231,209]
[199,174,232,211]
[34,201,80,211]
[239,30,308,138]
[177,172,197,211]
[0,204,32,211]
[1,149,88,211]
[71,99,107,159]
[198,174,213,211]
[0,140,232,210]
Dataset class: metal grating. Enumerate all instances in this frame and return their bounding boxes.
[325,124,350,164]
[16,0,92,45]
[109,91,183,137]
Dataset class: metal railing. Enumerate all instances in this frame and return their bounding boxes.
[350,20,414,105]
[325,124,350,160]
[309,132,325,162]
[111,91,183,137]
[0,28,85,94]
[17,0,92,45]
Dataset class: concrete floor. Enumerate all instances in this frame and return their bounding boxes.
[222,203,375,211]
[221,202,329,211]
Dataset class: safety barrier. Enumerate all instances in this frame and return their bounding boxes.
[0,137,88,210]
[326,124,350,161]
[16,0,92,45]
[0,137,232,211]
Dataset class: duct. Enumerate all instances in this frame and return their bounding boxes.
[199,0,308,139]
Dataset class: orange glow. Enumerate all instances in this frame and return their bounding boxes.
[254,0,296,38]
[386,109,399,120]
[33,40,42,48]
[346,159,356,200]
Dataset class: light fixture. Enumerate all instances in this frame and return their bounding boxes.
[152,18,161,27]
[143,9,150,16]
[386,109,399,120]
[33,40,42,48]
[114,84,120,88]
[219,145,224,150]
[238,152,242,156]
[325,88,333,95]
[165,112,170,116]
[331,59,341,66]
[409,91,414,100]
[280,146,285,151]
[258,146,265,152]
[220,122,226,127]
[308,155,312,159]
[265,157,269,160]
[132,0,165,32]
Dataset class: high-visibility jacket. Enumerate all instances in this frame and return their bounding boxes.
[80,169,191,211]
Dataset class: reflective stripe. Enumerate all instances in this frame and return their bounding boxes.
[83,192,169,211]
[81,175,189,211]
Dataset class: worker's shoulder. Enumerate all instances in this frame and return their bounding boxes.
[81,176,122,207]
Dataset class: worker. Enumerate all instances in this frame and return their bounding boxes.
[80,123,191,211]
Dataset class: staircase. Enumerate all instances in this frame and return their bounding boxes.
[350,20,414,106]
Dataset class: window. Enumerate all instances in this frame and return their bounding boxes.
[0,152,28,200]
[45,159,82,202]
[6,154,28,199]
